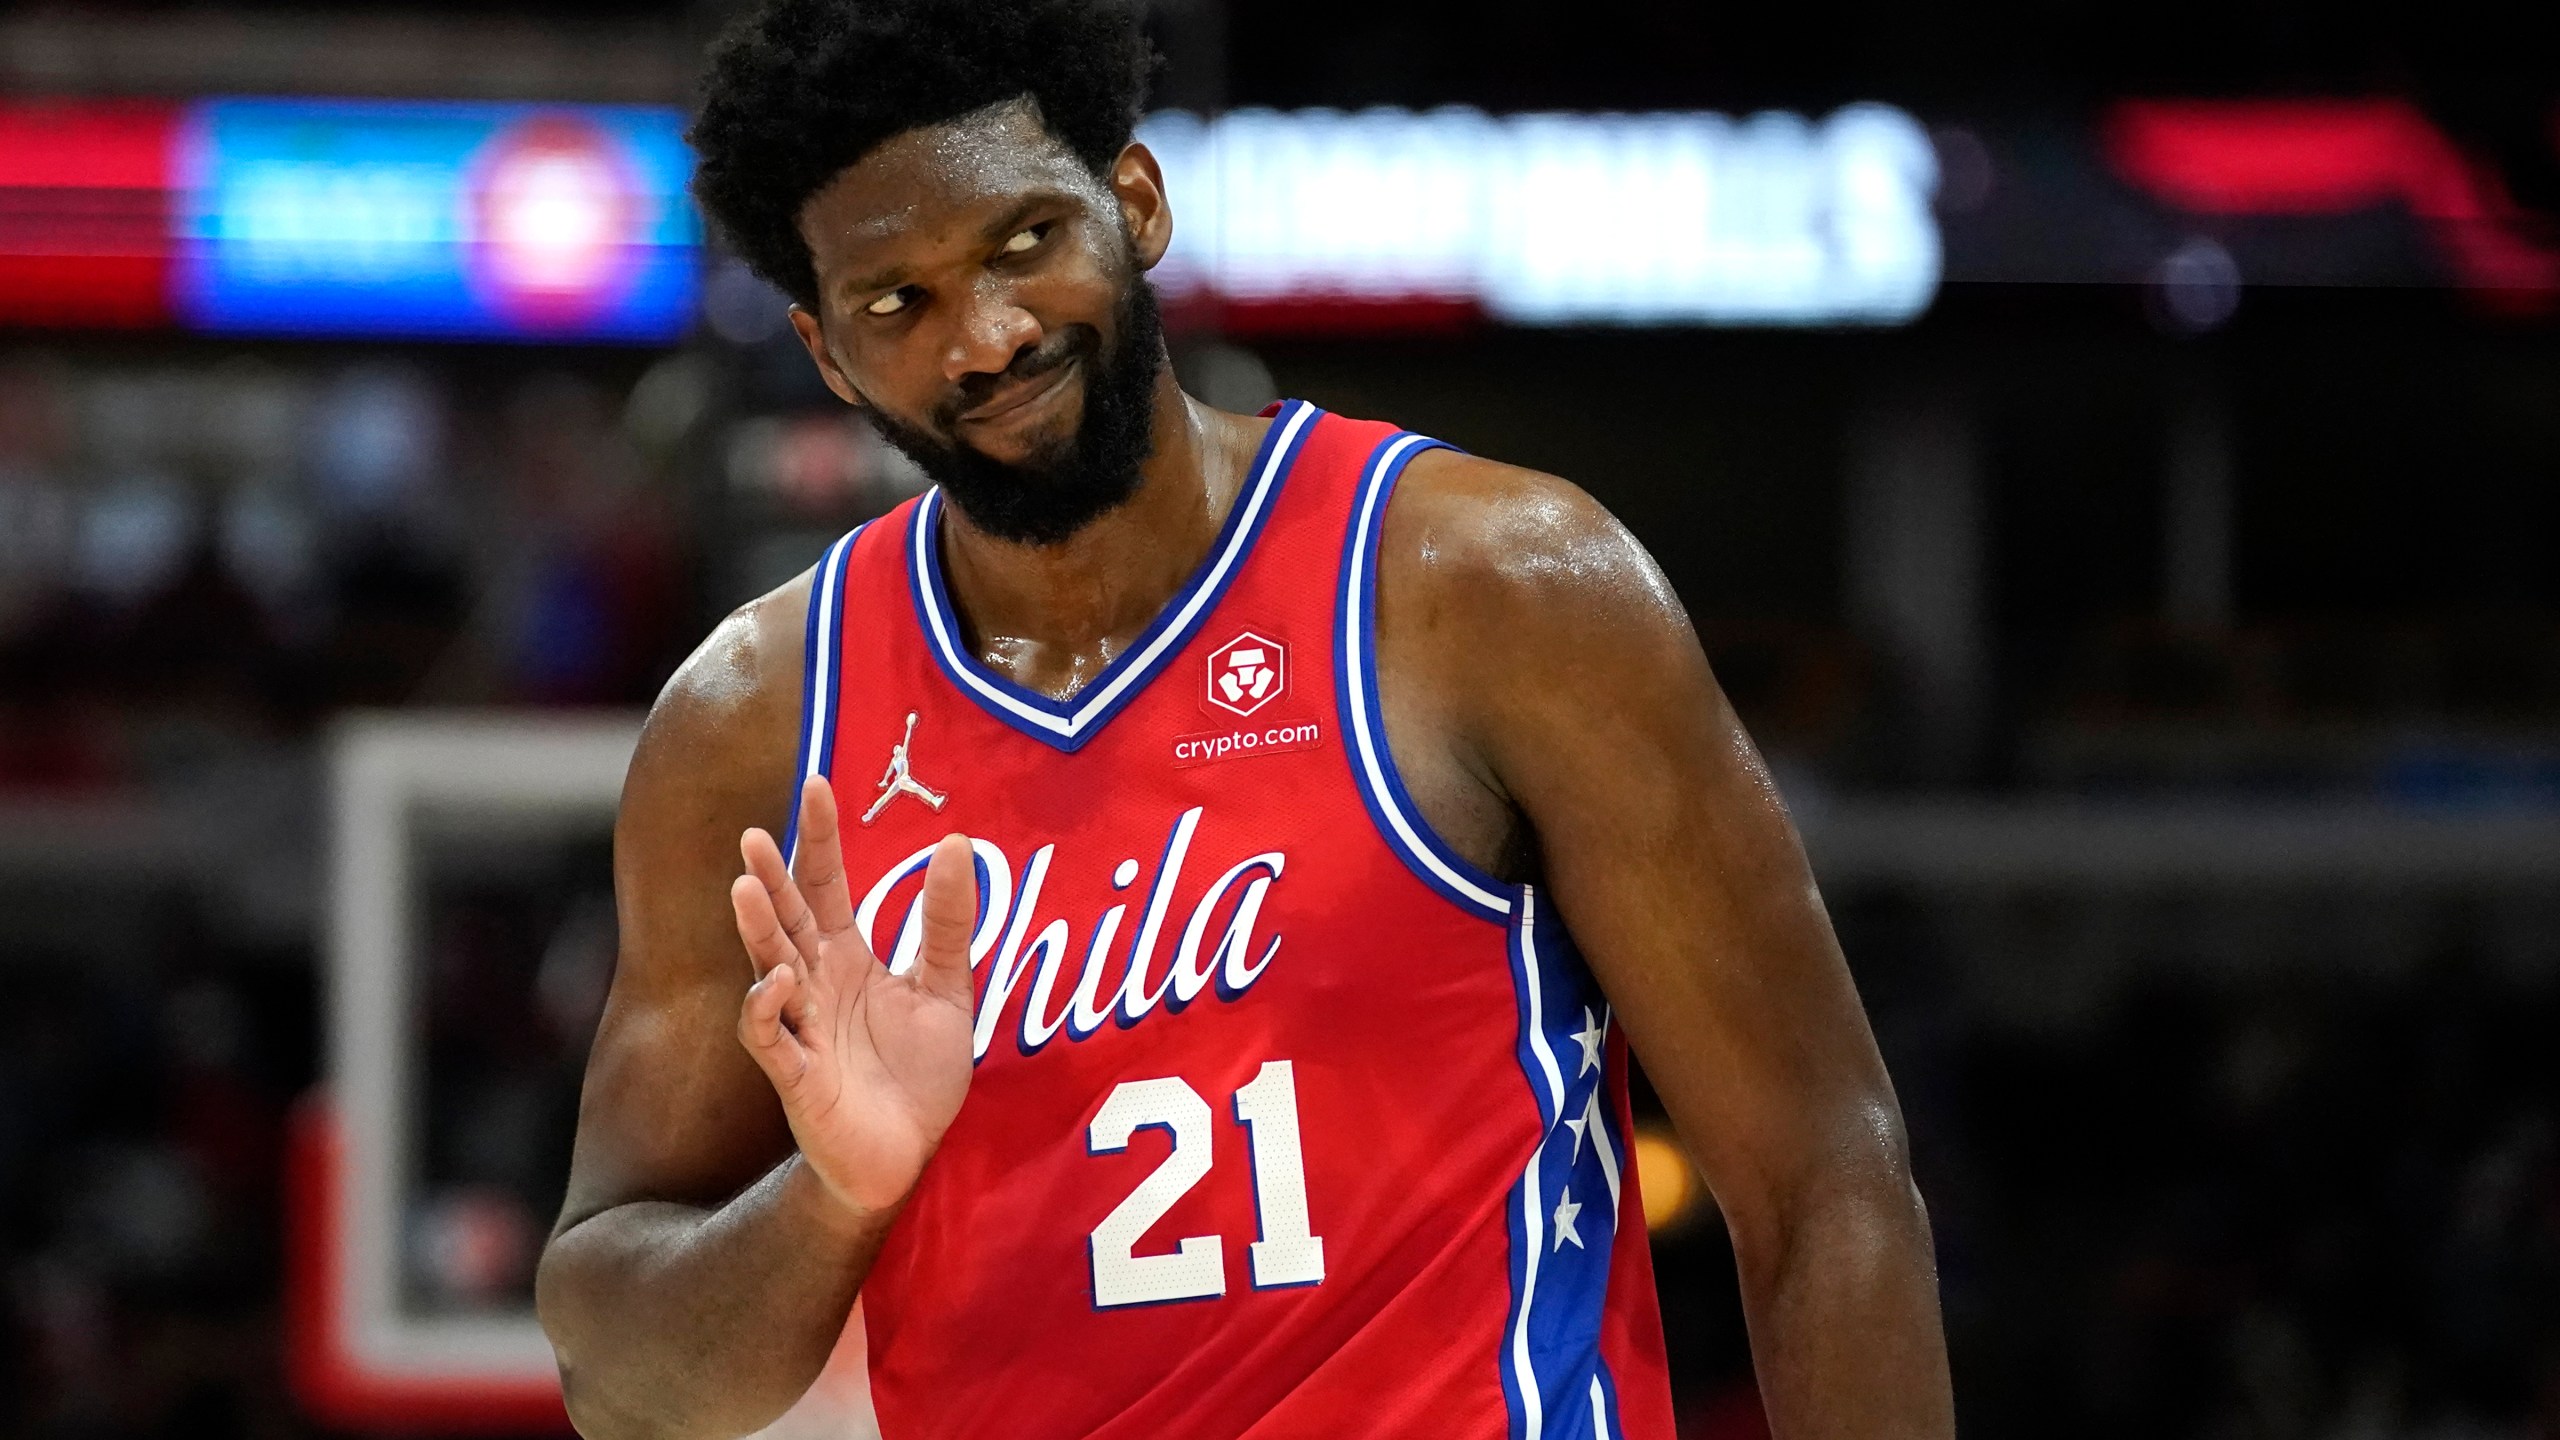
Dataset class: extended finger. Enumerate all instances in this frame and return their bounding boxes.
[911,833,980,1011]
[790,778,858,937]
[742,826,822,966]
[730,873,802,980]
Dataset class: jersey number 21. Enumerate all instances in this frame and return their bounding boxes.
[1085,1059,1326,1308]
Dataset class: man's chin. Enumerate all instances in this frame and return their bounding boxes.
[937,467,1140,547]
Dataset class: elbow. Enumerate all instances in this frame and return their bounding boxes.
[557,1360,646,1440]
[532,1240,586,1405]
[552,1349,684,1440]
[1850,1099,1933,1244]
[1724,1098,1936,1292]
[536,1240,784,1440]
[537,1240,656,1440]
[555,1359,604,1440]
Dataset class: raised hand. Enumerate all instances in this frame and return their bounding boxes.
[730,777,978,1217]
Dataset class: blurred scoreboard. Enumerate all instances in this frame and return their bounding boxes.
[180,100,699,341]
[0,97,700,342]
[6,92,2549,343]
[3,94,1946,342]
[1140,104,1943,330]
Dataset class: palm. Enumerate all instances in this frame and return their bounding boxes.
[790,928,973,1190]
[731,779,979,1216]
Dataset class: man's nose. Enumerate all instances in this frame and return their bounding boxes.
[941,275,1042,385]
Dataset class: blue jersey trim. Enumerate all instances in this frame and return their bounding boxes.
[1586,1016,1634,1440]
[1327,429,1631,1432]
[1591,1364,1629,1440]
[783,525,864,864]
[904,399,1318,752]
[1500,886,1632,1440]
[1333,429,1515,922]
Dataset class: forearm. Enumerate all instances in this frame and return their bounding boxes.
[537,1156,891,1440]
[1733,1175,1955,1439]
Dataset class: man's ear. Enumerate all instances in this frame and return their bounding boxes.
[789,306,865,409]
[1111,141,1173,271]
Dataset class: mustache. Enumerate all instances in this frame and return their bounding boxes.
[933,325,1101,427]
[860,272,1166,547]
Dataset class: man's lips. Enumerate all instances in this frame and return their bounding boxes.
[957,358,1080,425]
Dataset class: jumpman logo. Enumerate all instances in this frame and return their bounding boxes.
[862,712,949,826]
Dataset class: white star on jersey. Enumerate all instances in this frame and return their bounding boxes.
[1553,1187,1585,1251]
[1563,1088,1607,1164]
[1572,1007,1606,1076]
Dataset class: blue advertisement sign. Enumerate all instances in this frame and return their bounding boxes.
[176,99,700,343]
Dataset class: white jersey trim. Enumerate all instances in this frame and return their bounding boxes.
[906,400,1316,751]
[1336,430,1518,921]
[784,525,864,867]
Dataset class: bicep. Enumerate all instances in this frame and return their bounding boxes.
[554,607,804,1233]
[1459,498,1898,1225]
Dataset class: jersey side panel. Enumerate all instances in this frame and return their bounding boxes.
[1599,1032,1678,1439]
[1340,431,1679,1439]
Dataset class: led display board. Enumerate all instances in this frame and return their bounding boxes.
[0,97,698,343]
[1139,104,1944,328]
[16,93,2544,341]
[7,98,1941,339]
[177,100,699,341]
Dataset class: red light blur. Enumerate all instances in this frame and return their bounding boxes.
[2106,99,2560,311]
[0,101,180,328]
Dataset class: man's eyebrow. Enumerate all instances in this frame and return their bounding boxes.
[838,265,907,302]
[831,190,1083,305]
[975,191,1076,244]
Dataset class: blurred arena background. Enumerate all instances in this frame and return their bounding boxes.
[4,2,2559,1437]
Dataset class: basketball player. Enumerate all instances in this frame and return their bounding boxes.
[535,1,1954,1436]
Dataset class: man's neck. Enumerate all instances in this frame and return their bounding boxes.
[935,369,1269,702]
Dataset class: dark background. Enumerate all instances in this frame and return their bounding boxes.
[5,2,2560,1437]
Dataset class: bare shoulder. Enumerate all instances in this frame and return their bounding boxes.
[567,569,817,1227]
[1378,448,1693,669]
[610,567,815,1000]
[621,569,814,837]
[1365,448,1708,871]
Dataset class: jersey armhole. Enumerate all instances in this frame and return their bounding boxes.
[1332,433,1521,924]
[782,523,866,865]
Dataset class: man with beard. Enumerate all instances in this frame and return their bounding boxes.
[534,2,1955,1437]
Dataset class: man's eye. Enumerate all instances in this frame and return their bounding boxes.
[865,288,913,317]
[1002,225,1045,255]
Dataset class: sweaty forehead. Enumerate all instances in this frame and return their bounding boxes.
[797,99,1102,281]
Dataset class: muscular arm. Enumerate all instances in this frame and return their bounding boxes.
[1378,452,1955,1437]
[535,577,884,1440]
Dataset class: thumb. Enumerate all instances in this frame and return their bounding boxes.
[912,833,978,1010]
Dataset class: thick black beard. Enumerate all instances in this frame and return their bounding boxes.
[864,277,1166,547]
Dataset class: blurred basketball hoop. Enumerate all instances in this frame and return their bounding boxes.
[292,714,640,1433]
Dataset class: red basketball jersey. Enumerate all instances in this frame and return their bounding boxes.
[777,402,1675,1439]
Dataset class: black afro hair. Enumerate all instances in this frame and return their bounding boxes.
[689,0,1159,310]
